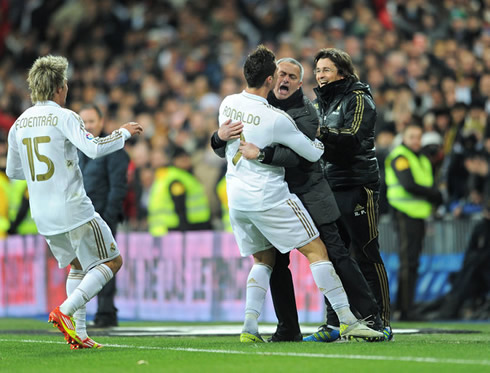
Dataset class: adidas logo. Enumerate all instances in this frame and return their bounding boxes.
[247,278,258,284]
[354,204,366,216]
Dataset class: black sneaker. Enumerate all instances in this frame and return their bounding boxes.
[267,332,303,342]
[88,316,118,328]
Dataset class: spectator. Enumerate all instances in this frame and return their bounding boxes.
[385,123,443,320]
[79,103,129,328]
[148,147,211,236]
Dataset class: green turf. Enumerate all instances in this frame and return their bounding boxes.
[0,319,489,373]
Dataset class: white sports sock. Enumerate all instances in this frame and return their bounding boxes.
[242,263,272,334]
[310,260,357,325]
[66,269,87,339]
[60,264,113,316]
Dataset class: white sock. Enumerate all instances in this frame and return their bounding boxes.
[60,264,113,316]
[242,263,272,334]
[310,261,357,325]
[66,268,87,339]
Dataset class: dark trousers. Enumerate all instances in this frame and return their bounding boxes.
[330,185,391,327]
[270,186,385,335]
[269,251,301,337]
[320,221,379,327]
[393,209,425,320]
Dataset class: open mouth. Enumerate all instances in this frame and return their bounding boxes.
[279,84,289,94]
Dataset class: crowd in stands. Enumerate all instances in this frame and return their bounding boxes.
[0,0,489,231]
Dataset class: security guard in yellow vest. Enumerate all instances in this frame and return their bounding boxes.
[8,180,38,235]
[216,175,232,232]
[385,123,442,321]
[148,148,211,236]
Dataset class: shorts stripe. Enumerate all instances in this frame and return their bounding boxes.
[93,220,109,259]
[95,220,109,259]
[89,220,106,259]
[286,199,315,238]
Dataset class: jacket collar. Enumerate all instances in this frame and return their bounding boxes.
[314,78,351,103]
[267,88,304,111]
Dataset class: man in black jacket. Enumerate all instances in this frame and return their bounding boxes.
[313,48,392,339]
[211,57,383,342]
[79,104,129,328]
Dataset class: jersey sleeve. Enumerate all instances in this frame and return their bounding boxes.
[62,111,126,159]
[272,114,324,162]
[6,126,26,180]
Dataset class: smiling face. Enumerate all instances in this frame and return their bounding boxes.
[273,61,303,100]
[315,58,344,87]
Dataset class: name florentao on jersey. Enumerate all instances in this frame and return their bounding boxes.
[15,114,59,129]
[222,105,261,125]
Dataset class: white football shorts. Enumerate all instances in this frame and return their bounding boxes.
[44,213,120,271]
[229,194,319,257]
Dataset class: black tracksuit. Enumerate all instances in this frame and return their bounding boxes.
[313,78,391,327]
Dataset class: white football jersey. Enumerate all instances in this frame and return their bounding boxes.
[6,101,127,235]
[218,91,324,211]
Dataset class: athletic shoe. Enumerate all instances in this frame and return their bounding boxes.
[268,332,303,342]
[383,326,394,341]
[70,337,103,350]
[303,325,340,342]
[48,306,83,346]
[240,332,265,343]
[340,320,384,339]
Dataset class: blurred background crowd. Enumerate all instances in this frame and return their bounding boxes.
[0,0,489,231]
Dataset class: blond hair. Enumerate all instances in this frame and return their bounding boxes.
[27,55,68,103]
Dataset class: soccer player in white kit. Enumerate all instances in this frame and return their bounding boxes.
[6,55,143,349]
[218,45,383,342]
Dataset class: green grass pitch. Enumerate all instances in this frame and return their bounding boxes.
[0,318,489,373]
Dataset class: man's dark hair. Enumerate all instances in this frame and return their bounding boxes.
[314,48,359,82]
[243,45,276,88]
[80,103,103,118]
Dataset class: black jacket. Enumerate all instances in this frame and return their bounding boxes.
[211,88,340,225]
[314,78,379,190]
[79,144,129,234]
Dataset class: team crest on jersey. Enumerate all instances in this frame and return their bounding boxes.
[110,243,116,252]
[86,133,94,140]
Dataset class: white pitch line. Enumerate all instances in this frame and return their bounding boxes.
[1,338,489,367]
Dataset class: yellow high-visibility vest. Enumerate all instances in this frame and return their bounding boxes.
[385,145,433,219]
[148,167,210,236]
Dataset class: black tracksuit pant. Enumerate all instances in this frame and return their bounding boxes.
[393,209,425,320]
[270,186,385,337]
[326,185,391,327]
